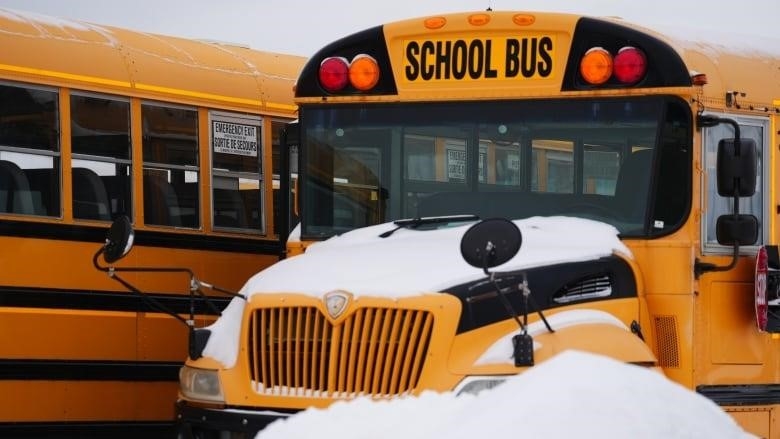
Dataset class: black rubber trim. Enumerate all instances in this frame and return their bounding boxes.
[0,218,280,254]
[0,421,175,439]
[697,384,780,406]
[0,359,181,381]
[176,400,295,438]
[0,285,230,315]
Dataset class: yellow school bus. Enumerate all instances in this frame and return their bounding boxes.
[175,10,780,438]
[0,8,304,438]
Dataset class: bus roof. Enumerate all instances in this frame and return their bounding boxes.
[296,10,780,111]
[602,16,780,109]
[0,8,306,115]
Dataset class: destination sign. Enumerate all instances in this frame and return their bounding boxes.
[404,36,554,82]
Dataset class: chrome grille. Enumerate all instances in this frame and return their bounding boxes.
[248,306,434,397]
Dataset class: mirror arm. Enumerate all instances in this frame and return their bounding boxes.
[94,246,247,330]
[93,247,191,328]
[694,190,741,278]
[694,115,744,279]
[694,244,740,278]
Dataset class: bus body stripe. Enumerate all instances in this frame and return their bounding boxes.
[0,421,175,439]
[0,285,230,315]
[0,359,180,381]
[0,219,281,254]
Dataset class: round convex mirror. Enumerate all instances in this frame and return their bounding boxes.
[103,215,135,263]
[460,218,522,270]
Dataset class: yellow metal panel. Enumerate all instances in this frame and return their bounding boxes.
[725,408,771,439]
[710,282,766,365]
[0,307,136,360]
[0,12,303,113]
[0,381,176,422]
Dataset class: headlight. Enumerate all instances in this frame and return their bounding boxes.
[179,366,224,403]
[454,376,509,396]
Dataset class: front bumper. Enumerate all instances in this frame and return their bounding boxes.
[176,400,294,439]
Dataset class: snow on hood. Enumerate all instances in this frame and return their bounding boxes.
[247,216,631,299]
[203,216,631,368]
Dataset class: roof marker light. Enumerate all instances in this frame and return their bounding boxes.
[468,13,490,26]
[424,16,447,29]
[349,54,380,91]
[613,46,647,84]
[512,14,536,26]
[319,57,349,93]
[580,47,613,85]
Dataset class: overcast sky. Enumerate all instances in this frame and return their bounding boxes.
[0,0,777,56]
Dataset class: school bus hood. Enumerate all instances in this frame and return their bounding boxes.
[246,216,631,300]
[202,216,632,368]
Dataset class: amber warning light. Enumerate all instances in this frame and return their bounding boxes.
[579,45,647,86]
[319,54,380,93]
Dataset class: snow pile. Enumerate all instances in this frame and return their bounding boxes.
[257,350,754,439]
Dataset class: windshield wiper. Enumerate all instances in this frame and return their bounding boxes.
[379,214,480,238]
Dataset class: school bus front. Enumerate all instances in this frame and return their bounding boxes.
[176,10,780,438]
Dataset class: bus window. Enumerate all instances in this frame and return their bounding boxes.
[477,124,523,188]
[0,83,59,217]
[71,94,131,221]
[210,112,263,231]
[402,130,469,218]
[583,145,621,195]
[302,125,384,236]
[142,103,199,228]
[404,134,436,182]
[532,140,574,193]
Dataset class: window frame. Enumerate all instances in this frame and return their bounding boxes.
[208,111,264,234]
[0,80,61,218]
[70,91,132,222]
[701,112,769,255]
[141,100,200,229]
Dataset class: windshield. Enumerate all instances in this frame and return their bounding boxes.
[299,97,690,239]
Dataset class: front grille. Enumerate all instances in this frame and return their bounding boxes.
[248,306,434,398]
[553,275,612,304]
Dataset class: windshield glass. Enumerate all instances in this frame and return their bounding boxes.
[299,97,690,239]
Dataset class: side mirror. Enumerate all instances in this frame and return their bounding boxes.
[103,215,135,263]
[460,218,522,271]
[716,214,758,246]
[717,138,757,197]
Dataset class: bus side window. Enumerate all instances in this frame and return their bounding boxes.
[210,112,263,233]
[71,94,131,221]
[142,103,199,228]
[144,171,182,227]
[0,159,35,214]
[72,167,110,221]
[0,83,60,217]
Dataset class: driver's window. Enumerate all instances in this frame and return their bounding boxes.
[702,114,767,253]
